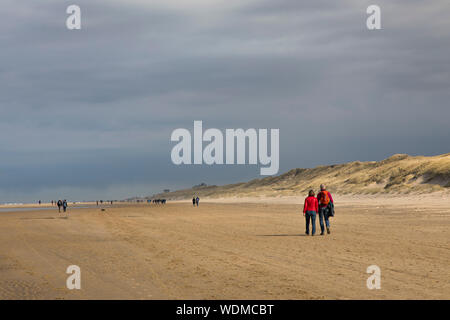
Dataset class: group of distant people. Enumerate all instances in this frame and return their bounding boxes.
[50,199,68,213]
[96,200,114,205]
[302,184,334,236]
[192,196,200,207]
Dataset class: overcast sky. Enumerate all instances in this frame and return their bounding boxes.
[1,0,449,202]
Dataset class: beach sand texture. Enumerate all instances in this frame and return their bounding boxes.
[0,197,449,300]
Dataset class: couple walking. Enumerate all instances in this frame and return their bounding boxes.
[57,199,68,213]
[302,184,334,236]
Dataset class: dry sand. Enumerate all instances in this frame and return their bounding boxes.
[0,196,449,299]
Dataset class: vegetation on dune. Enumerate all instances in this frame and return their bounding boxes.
[151,153,450,200]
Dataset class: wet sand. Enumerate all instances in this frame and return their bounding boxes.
[0,198,449,299]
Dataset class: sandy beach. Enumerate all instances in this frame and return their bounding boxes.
[0,197,449,300]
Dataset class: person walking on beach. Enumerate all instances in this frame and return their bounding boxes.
[192,197,196,207]
[63,200,68,213]
[303,190,318,236]
[317,184,334,235]
[195,196,200,207]
[57,200,62,213]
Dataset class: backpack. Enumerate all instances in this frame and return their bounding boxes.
[319,191,330,206]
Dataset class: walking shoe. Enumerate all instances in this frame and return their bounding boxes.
[327,227,330,234]
[320,232,324,235]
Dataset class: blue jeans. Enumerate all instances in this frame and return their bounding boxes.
[305,211,316,235]
[319,206,330,232]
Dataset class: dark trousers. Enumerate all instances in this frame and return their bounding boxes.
[305,211,316,235]
[318,206,330,232]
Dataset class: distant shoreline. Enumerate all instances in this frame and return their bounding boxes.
[156,193,450,209]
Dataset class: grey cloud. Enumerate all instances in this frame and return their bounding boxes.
[0,0,449,201]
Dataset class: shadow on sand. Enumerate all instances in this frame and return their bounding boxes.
[256,234,309,237]
[20,216,69,220]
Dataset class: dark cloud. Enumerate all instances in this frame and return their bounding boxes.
[0,0,449,201]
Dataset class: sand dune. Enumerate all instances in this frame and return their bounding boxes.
[152,153,450,200]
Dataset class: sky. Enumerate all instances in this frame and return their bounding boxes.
[1,0,449,202]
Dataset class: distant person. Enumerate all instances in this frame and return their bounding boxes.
[303,190,318,236]
[96,200,99,206]
[192,197,196,207]
[317,184,334,235]
[38,200,41,205]
[51,200,53,206]
[63,200,68,213]
[57,200,62,213]
[195,196,199,207]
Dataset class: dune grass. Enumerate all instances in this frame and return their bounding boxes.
[152,153,450,200]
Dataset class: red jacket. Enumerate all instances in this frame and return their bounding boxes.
[303,196,319,213]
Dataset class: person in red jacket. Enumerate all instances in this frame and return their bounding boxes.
[317,184,334,235]
[303,190,319,236]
